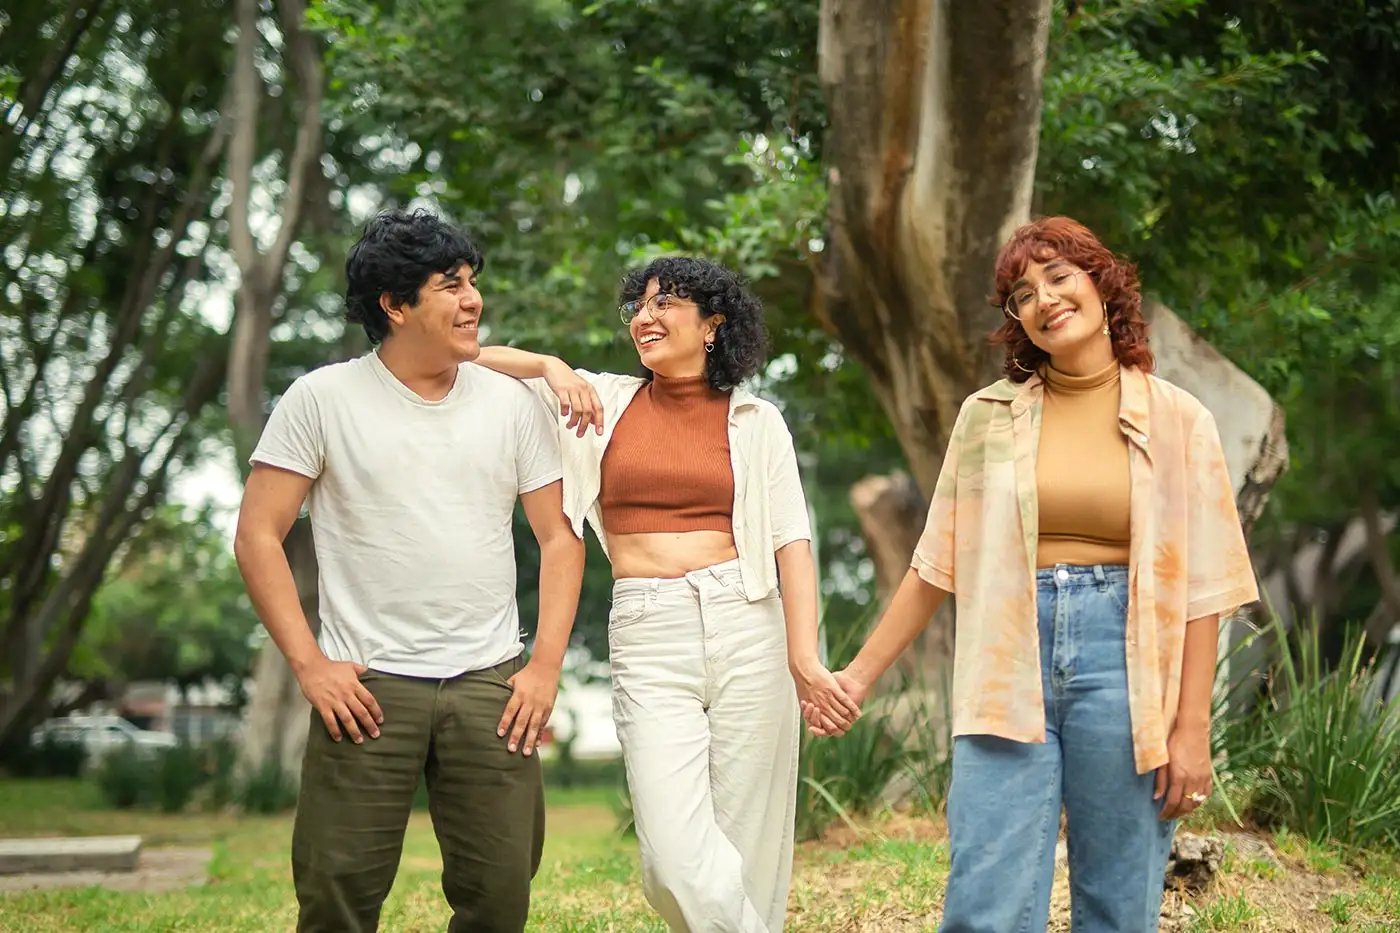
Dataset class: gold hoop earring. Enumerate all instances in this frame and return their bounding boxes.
[1012,356,1035,374]
[1102,321,1110,337]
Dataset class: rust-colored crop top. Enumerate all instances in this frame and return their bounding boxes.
[598,374,735,535]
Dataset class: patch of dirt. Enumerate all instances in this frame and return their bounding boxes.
[795,815,1394,932]
[804,809,948,852]
[0,846,212,894]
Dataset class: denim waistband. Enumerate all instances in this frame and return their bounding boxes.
[1035,563,1129,589]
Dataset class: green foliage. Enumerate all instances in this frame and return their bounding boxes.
[795,621,953,842]
[1042,0,1400,546]
[206,736,240,810]
[77,506,260,695]
[92,738,282,814]
[154,743,207,813]
[0,733,88,779]
[1219,619,1400,851]
[795,709,923,842]
[238,756,300,814]
[93,746,152,810]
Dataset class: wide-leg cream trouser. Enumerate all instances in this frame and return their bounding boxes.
[608,558,799,933]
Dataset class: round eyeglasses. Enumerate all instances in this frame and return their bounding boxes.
[619,292,676,324]
[1003,268,1086,321]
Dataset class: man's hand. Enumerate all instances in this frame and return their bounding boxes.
[496,659,561,756]
[801,667,871,738]
[295,657,383,743]
[1155,721,1213,820]
[543,359,604,437]
[791,659,862,737]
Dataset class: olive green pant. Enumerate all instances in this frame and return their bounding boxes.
[291,654,545,933]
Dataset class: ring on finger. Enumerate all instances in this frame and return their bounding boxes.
[1186,791,1208,804]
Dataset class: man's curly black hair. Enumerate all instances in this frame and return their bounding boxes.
[344,208,484,345]
[618,256,771,392]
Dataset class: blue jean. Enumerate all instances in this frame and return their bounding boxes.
[939,564,1175,933]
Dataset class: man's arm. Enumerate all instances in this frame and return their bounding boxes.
[495,479,586,756]
[234,464,382,743]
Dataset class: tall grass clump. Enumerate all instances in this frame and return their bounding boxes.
[795,610,954,840]
[1217,615,1400,851]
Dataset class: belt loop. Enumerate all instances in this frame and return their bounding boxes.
[1092,564,1106,584]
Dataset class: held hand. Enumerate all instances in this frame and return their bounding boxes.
[801,668,871,738]
[295,657,383,743]
[543,359,604,437]
[791,659,862,737]
[1154,722,1213,820]
[497,660,560,756]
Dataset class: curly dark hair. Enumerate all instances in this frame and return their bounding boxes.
[618,256,771,392]
[988,215,1154,382]
[344,208,485,345]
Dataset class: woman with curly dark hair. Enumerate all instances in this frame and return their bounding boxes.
[476,255,858,933]
[806,217,1258,932]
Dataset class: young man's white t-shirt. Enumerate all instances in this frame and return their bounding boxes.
[249,351,563,679]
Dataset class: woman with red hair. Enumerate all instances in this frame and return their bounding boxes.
[809,217,1258,931]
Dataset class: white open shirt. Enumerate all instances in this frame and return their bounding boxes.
[524,370,812,600]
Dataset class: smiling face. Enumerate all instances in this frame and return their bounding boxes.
[1006,257,1112,366]
[627,278,724,378]
[382,263,482,365]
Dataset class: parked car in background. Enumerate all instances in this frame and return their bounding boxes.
[30,714,179,758]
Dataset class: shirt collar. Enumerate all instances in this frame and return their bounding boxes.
[975,364,1151,444]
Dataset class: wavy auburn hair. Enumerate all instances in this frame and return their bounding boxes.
[989,216,1154,382]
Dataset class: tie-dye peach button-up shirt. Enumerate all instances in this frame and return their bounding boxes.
[911,365,1259,775]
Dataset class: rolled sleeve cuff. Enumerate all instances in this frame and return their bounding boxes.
[911,550,953,593]
[248,453,319,480]
[1186,579,1260,623]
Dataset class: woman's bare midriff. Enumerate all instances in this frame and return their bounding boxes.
[606,530,740,579]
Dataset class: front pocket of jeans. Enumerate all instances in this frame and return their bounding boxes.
[608,594,649,630]
[1105,580,1130,615]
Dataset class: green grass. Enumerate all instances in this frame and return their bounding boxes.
[3,778,1400,931]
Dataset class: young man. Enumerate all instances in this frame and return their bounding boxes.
[234,208,586,933]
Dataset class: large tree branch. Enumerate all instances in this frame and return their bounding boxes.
[228,0,262,274]
[0,0,106,152]
[264,0,324,287]
[226,0,324,448]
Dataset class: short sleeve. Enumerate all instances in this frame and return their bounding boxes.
[910,400,970,593]
[249,377,324,479]
[1185,408,1260,620]
[766,407,812,549]
[514,383,564,494]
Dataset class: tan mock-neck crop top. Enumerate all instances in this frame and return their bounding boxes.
[1036,362,1131,567]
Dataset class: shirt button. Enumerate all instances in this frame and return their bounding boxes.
[1056,568,1069,582]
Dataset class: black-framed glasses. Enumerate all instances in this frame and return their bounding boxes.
[619,292,676,324]
[1003,268,1086,321]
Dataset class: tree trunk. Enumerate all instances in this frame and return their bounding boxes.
[816,0,1054,696]
[224,0,327,782]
